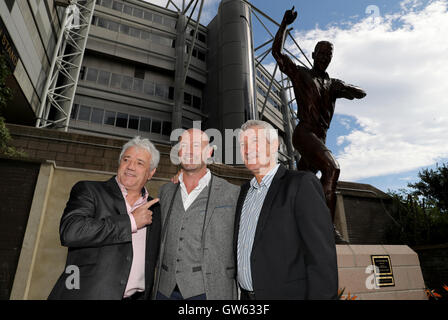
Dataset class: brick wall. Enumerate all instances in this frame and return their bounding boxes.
[6,124,253,184]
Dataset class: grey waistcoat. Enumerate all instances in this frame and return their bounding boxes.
[157,184,210,299]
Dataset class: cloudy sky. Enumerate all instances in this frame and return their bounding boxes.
[145,0,448,192]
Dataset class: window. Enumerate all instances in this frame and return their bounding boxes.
[162,121,172,136]
[144,82,155,96]
[168,87,174,100]
[104,111,116,126]
[155,84,168,98]
[78,106,91,121]
[151,120,161,134]
[86,68,98,82]
[184,92,192,106]
[153,14,163,24]
[197,32,206,43]
[110,73,122,89]
[121,76,133,90]
[97,70,111,86]
[133,79,143,93]
[71,104,79,119]
[128,115,139,130]
[134,68,145,79]
[116,113,128,128]
[112,1,123,12]
[192,96,201,109]
[143,11,153,21]
[101,0,112,8]
[120,24,129,35]
[123,5,133,15]
[141,31,150,40]
[139,117,151,132]
[91,108,104,124]
[197,50,206,61]
[163,17,176,29]
[97,17,108,28]
[133,8,143,19]
[79,67,86,80]
[108,20,119,32]
[130,27,141,38]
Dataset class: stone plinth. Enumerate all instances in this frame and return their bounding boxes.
[337,244,427,300]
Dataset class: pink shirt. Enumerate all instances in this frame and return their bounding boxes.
[115,178,148,298]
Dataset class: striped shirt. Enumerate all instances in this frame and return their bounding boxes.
[237,164,280,291]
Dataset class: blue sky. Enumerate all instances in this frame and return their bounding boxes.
[148,0,448,193]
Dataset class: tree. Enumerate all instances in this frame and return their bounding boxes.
[386,163,448,246]
[408,163,448,214]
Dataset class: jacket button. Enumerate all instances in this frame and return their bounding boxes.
[126,256,131,261]
[120,280,126,285]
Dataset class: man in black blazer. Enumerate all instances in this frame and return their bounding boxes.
[48,136,161,300]
[235,120,338,300]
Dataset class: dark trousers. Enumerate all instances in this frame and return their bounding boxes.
[240,289,256,300]
[156,286,206,300]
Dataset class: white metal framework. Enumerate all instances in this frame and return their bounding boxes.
[36,0,95,130]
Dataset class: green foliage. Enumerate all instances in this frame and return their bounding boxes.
[408,163,448,214]
[386,165,448,246]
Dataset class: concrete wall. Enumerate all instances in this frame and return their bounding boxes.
[337,245,427,300]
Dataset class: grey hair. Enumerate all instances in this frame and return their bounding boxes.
[240,120,279,144]
[119,136,160,170]
[240,120,279,163]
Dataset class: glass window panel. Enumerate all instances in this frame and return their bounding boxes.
[102,0,112,8]
[108,20,119,32]
[97,70,110,86]
[168,86,174,100]
[86,68,98,82]
[151,34,160,44]
[123,5,133,15]
[144,81,155,96]
[153,14,163,24]
[121,76,133,90]
[139,117,151,132]
[120,24,129,35]
[162,121,172,136]
[97,17,108,28]
[128,115,139,130]
[163,17,176,28]
[70,104,79,119]
[155,84,167,98]
[192,96,201,109]
[110,73,121,89]
[143,11,153,21]
[184,92,192,106]
[91,108,104,124]
[151,119,161,134]
[133,78,143,93]
[130,27,140,38]
[141,31,150,40]
[104,111,116,126]
[197,50,206,61]
[133,8,143,19]
[112,1,123,12]
[116,113,128,128]
[198,32,206,43]
[78,105,91,121]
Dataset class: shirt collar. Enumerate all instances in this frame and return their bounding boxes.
[179,169,211,191]
[250,163,280,190]
[115,176,148,199]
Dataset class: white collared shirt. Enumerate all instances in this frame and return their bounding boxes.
[178,169,212,211]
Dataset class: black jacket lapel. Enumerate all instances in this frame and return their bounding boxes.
[105,176,128,216]
[251,165,287,251]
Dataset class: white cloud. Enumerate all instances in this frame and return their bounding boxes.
[287,0,448,181]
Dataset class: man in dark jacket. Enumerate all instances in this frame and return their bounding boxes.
[235,120,338,300]
[48,136,161,300]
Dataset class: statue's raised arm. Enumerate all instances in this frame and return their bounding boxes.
[272,7,299,76]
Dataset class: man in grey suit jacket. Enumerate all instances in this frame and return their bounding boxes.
[153,128,239,300]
